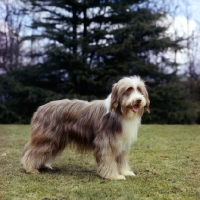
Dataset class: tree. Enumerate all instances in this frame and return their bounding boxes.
[21,0,182,92]
[0,0,27,72]
[0,72,62,123]
[0,0,198,123]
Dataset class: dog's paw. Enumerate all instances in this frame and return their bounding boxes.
[114,175,126,180]
[26,168,40,174]
[44,164,53,170]
[121,170,136,177]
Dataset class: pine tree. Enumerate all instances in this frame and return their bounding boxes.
[0,0,198,123]
[21,0,182,95]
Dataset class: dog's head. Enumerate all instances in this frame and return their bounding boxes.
[110,76,150,117]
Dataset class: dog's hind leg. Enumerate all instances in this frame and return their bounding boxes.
[43,163,53,170]
[21,151,40,173]
[21,146,54,173]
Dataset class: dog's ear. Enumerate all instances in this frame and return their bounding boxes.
[110,83,120,111]
[145,98,150,113]
[141,84,150,113]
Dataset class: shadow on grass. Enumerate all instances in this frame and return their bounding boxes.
[21,164,100,180]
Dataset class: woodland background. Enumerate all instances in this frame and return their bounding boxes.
[0,0,200,124]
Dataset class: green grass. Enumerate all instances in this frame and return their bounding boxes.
[0,125,200,200]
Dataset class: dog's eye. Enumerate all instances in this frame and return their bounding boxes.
[125,87,134,95]
[137,87,143,94]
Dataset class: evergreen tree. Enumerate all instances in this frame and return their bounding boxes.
[0,73,61,123]
[145,75,198,124]
[22,0,182,95]
[0,0,198,123]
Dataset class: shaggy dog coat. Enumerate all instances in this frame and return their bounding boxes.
[21,76,150,180]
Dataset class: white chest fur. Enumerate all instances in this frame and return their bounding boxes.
[117,117,141,154]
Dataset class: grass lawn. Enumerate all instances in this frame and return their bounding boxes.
[0,124,200,200]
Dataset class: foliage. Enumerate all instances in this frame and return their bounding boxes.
[145,77,199,124]
[0,0,26,72]
[0,0,199,123]
[0,74,62,124]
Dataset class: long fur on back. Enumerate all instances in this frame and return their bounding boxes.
[21,76,150,180]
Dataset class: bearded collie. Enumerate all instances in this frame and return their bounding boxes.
[21,76,150,180]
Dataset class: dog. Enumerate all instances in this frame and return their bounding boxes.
[21,76,150,180]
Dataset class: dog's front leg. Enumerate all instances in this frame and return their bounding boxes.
[94,146,126,180]
[116,150,136,177]
[96,157,126,180]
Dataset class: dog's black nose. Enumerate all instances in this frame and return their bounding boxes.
[136,99,141,104]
